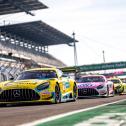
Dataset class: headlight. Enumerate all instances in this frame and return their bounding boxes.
[97,85,104,89]
[36,82,50,91]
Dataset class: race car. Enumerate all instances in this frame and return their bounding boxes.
[120,77,126,93]
[0,68,77,104]
[77,75,114,97]
[108,77,124,94]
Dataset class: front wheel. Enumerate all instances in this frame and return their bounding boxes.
[102,86,109,98]
[54,84,61,104]
[112,85,115,97]
[106,85,109,97]
[120,86,124,95]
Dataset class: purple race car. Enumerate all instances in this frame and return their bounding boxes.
[77,75,114,97]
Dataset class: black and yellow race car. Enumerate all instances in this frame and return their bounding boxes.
[0,68,78,104]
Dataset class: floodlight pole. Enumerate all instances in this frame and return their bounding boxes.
[102,50,105,63]
[72,32,78,78]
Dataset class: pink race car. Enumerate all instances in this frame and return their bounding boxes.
[77,75,114,97]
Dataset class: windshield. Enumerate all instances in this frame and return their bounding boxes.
[110,79,120,84]
[77,76,105,83]
[16,70,57,80]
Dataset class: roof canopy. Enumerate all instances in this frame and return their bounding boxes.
[0,0,48,16]
[0,21,77,46]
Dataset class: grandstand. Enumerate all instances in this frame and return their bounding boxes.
[0,0,77,82]
[0,0,48,16]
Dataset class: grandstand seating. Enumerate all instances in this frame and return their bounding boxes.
[0,58,25,82]
[0,34,66,82]
[0,34,66,67]
[0,1,72,82]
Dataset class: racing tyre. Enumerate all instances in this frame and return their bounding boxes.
[102,86,109,98]
[54,84,61,104]
[72,84,78,101]
[119,86,124,95]
[112,85,115,97]
[106,86,109,97]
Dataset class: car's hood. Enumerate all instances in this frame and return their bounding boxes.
[77,82,105,88]
[114,83,122,87]
[0,79,49,89]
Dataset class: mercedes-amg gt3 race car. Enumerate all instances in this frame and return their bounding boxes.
[77,75,114,97]
[108,77,124,94]
[0,68,77,104]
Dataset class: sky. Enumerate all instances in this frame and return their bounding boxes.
[0,0,126,66]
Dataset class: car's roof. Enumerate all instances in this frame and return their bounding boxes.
[24,67,57,72]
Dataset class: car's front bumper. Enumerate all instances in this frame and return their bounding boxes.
[0,89,55,104]
[78,88,108,97]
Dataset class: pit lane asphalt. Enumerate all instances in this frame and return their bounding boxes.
[0,95,126,126]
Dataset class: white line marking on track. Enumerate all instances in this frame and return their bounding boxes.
[18,99,126,126]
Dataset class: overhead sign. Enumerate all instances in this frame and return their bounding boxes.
[79,62,126,72]
[61,61,126,72]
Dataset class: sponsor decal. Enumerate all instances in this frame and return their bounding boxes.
[4,83,13,86]
[41,92,51,98]
[63,82,70,90]
[41,91,51,95]
[14,80,38,84]
[41,91,51,98]
[77,83,94,88]
[65,82,70,88]
[63,93,70,99]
